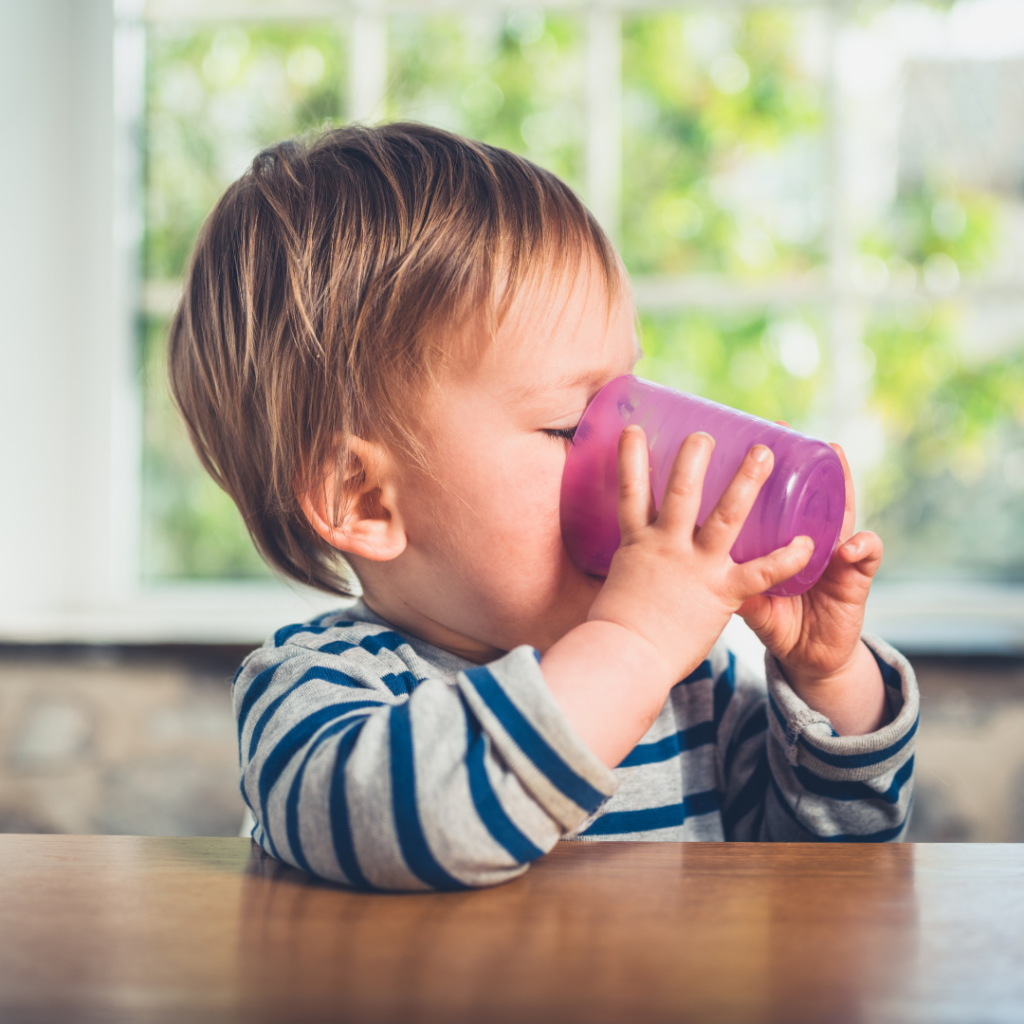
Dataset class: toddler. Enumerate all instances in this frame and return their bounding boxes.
[169,123,918,890]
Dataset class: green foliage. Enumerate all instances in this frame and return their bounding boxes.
[140,317,271,580]
[145,23,345,281]
[140,7,1024,584]
[387,12,585,190]
[860,182,997,272]
[621,10,825,276]
[858,181,1019,575]
[143,23,344,580]
[636,309,824,427]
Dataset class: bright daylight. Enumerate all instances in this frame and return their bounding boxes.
[1,1,1023,1021]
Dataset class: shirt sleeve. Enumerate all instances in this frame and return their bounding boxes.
[234,625,617,891]
[722,633,918,842]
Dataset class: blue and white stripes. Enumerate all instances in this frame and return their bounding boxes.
[762,634,919,842]
[234,603,918,889]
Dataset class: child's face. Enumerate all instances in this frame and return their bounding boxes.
[369,263,638,663]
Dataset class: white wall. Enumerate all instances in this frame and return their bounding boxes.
[0,0,123,626]
[0,0,332,643]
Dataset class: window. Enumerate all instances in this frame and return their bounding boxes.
[133,0,1024,649]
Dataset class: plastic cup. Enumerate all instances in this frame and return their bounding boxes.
[559,375,846,597]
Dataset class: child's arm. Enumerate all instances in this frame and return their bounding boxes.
[720,442,919,841]
[235,620,618,890]
[541,426,813,768]
[715,634,917,843]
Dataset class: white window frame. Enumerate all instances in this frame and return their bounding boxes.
[1,0,1021,652]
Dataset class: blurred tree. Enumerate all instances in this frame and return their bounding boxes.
[143,23,344,580]
[387,12,585,190]
[621,9,825,277]
[145,24,345,282]
[140,5,1023,584]
[636,309,825,427]
[623,9,828,434]
[861,183,1022,577]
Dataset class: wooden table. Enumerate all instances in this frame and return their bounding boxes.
[0,837,1022,1024]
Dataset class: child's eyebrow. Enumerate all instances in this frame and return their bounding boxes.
[512,368,623,402]
[514,336,643,403]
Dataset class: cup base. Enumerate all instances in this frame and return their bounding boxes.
[762,457,845,598]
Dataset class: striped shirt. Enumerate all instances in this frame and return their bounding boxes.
[235,600,918,890]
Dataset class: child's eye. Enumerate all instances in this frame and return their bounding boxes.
[543,425,578,444]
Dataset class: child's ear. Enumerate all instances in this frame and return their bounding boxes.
[298,436,407,562]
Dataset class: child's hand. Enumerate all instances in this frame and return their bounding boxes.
[587,426,814,685]
[737,443,888,734]
[543,426,815,767]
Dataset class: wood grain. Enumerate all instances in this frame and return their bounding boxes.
[0,836,1021,1023]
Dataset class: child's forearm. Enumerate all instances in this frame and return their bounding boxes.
[779,639,890,736]
[540,620,680,768]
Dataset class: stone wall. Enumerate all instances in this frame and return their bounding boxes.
[906,656,1024,842]
[0,646,1021,841]
[0,647,245,837]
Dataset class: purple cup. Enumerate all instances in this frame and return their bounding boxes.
[559,375,846,597]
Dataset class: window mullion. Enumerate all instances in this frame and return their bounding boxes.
[348,0,387,123]
[585,5,622,243]
[825,2,867,465]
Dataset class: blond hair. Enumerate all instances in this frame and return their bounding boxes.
[168,122,621,596]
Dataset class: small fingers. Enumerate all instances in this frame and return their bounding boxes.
[654,431,715,535]
[695,445,774,554]
[836,530,883,577]
[733,535,814,597]
[617,425,655,538]
[736,593,772,632]
[829,442,856,544]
